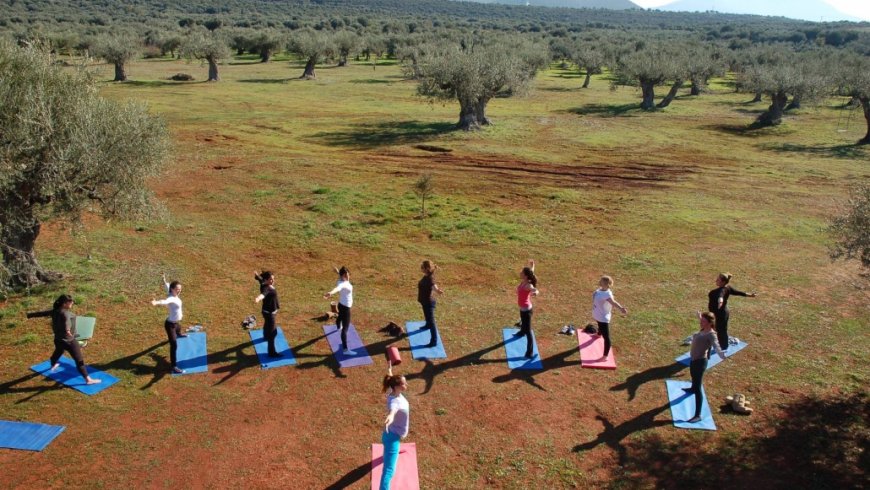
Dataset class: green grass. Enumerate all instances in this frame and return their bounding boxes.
[0,56,867,489]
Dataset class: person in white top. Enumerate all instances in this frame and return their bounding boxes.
[591,275,627,361]
[324,266,354,355]
[150,273,186,374]
[380,360,410,490]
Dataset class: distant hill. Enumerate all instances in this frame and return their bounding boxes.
[658,0,861,22]
[462,0,639,10]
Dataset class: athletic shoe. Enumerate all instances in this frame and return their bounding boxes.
[172,367,185,374]
[560,325,570,334]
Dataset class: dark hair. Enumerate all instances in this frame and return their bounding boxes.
[338,266,349,277]
[382,374,404,393]
[701,311,717,331]
[53,294,74,310]
[169,281,181,291]
[259,271,273,282]
[421,260,436,276]
[522,267,538,287]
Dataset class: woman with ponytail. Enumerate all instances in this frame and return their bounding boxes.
[26,295,101,385]
[708,272,756,351]
[417,260,444,347]
[515,259,539,359]
[379,360,410,490]
[684,311,726,423]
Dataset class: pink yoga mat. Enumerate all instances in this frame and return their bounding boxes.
[578,331,617,369]
[371,442,420,490]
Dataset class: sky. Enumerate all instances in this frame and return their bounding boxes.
[631,0,870,21]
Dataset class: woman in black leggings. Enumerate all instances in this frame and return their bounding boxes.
[708,272,756,351]
[255,271,281,358]
[684,311,727,423]
[26,295,101,385]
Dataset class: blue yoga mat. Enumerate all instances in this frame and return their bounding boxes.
[676,340,747,370]
[502,328,543,370]
[405,321,447,360]
[0,420,65,451]
[173,332,208,375]
[665,379,717,431]
[249,327,297,369]
[30,357,118,395]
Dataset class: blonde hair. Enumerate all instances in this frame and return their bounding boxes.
[718,273,732,285]
[600,275,613,288]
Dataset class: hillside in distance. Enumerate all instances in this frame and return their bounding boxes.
[462,0,638,9]
[660,0,861,22]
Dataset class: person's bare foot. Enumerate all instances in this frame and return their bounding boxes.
[50,363,60,372]
[85,378,102,385]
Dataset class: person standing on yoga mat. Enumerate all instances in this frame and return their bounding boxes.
[515,259,539,359]
[380,360,410,490]
[150,273,187,374]
[324,266,355,355]
[254,271,281,357]
[684,311,727,423]
[418,260,444,348]
[26,295,101,385]
[592,275,628,360]
[708,273,756,351]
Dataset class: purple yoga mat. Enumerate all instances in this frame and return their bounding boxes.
[322,324,374,368]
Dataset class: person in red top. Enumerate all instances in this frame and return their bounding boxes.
[514,259,539,359]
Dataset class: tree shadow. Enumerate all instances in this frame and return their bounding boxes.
[609,363,686,402]
[309,121,456,148]
[611,392,869,488]
[758,142,867,159]
[350,79,393,84]
[119,80,202,87]
[563,103,639,117]
[701,123,780,138]
[573,404,672,466]
[237,78,291,84]
[540,86,578,92]
[324,460,372,490]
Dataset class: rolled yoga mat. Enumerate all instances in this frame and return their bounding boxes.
[371,442,420,490]
[501,328,543,370]
[577,331,617,370]
[322,324,373,368]
[249,327,297,369]
[30,357,118,395]
[0,420,65,451]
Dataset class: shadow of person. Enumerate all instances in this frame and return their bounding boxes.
[609,363,686,401]
[405,340,507,394]
[491,346,582,391]
[573,405,672,466]
[323,460,371,490]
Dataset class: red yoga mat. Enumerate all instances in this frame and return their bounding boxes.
[371,442,419,490]
[577,331,617,369]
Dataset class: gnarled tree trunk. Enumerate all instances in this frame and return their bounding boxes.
[207,58,220,82]
[859,96,870,145]
[0,208,57,288]
[457,98,490,131]
[690,77,703,96]
[752,92,763,103]
[582,69,592,88]
[657,79,684,108]
[113,63,127,82]
[338,52,348,67]
[755,91,789,127]
[260,49,272,63]
[640,81,656,110]
[301,56,317,79]
[786,94,802,111]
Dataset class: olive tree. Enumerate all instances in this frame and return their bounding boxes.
[252,32,283,63]
[571,42,607,89]
[612,42,682,110]
[180,30,230,82]
[835,52,870,145]
[416,37,548,130]
[686,45,725,96]
[92,34,139,82]
[334,30,359,67]
[0,42,169,289]
[288,30,335,79]
[829,183,870,270]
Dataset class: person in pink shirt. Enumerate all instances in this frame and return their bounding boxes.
[514,259,539,359]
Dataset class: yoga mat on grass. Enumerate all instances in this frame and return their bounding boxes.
[249,327,296,369]
[676,340,747,370]
[502,328,543,370]
[578,331,617,370]
[405,321,447,360]
[323,324,373,368]
[0,421,65,451]
[173,331,209,375]
[666,379,717,431]
[30,356,118,395]
[371,442,420,490]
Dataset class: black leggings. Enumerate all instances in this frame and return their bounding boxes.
[337,303,351,348]
[164,320,182,367]
[597,321,611,356]
[689,358,708,418]
[519,309,533,356]
[421,301,438,345]
[262,312,278,355]
[714,309,730,350]
[50,338,88,378]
